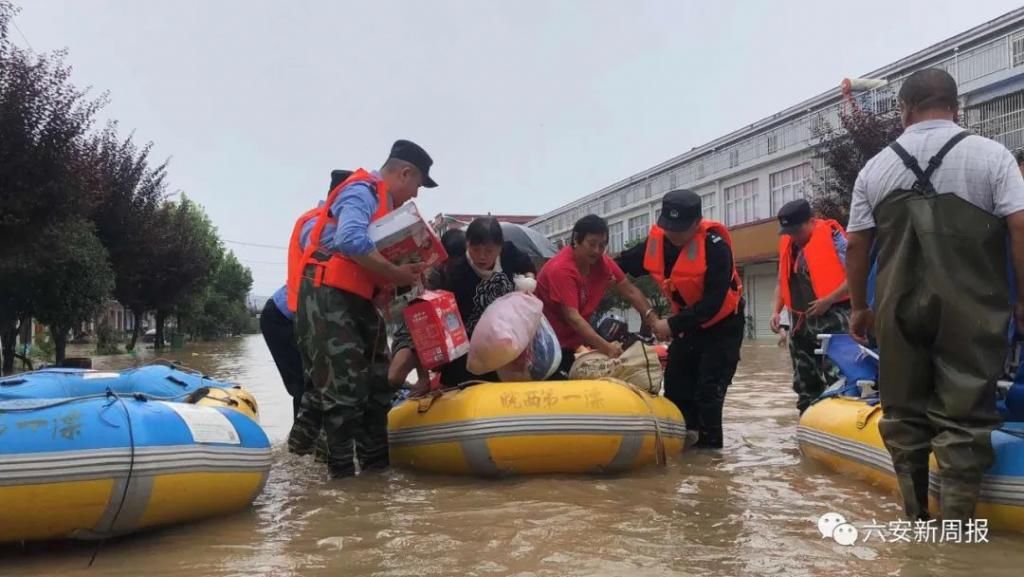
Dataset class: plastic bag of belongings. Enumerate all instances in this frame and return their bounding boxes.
[466,292,544,375]
[496,316,562,382]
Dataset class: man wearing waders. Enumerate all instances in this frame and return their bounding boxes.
[770,199,850,415]
[847,69,1024,521]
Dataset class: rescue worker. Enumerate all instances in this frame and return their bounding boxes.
[847,69,1024,521]
[287,140,436,478]
[769,198,850,414]
[261,170,352,419]
[616,190,745,449]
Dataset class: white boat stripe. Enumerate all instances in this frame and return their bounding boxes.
[798,425,1024,507]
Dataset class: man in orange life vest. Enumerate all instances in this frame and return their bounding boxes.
[616,190,745,449]
[287,140,435,478]
[769,198,851,415]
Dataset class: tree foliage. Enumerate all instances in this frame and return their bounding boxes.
[0,1,107,371]
[28,218,115,365]
[88,125,168,350]
[0,4,255,371]
[809,104,904,226]
[146,195,223,347]
[178,251,255,340]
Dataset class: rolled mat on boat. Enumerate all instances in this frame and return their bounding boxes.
[388,379,685,476]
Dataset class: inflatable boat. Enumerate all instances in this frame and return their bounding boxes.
[0,365,271,543]
[0,364,260,421]
[797,334,1024,530]
[388,379,685,476]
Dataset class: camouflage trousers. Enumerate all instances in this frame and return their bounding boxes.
[288,271,392,478]
[788,303,851,414]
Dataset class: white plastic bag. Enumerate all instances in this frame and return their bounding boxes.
[466,292,544,375]
[496,316,562,382]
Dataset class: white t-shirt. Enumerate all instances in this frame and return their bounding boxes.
[847,119,1024,232]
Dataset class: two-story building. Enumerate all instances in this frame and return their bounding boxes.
[529,8,1024,338]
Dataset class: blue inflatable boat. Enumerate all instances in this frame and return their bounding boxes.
[798,334,1024,531]
[0,365,270,543]
[0,364,260,421]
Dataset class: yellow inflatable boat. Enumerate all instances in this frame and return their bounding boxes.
[388,379,686,476]
[798,335,1024,531]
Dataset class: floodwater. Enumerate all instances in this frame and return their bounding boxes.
[3,335,1022,576]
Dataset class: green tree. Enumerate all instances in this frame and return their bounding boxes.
[0,1,106,372]
[29,218,115,365]
[88,126,168,351]
[146,195,222,347]
[177,251,254,340]
[809,102,903,225]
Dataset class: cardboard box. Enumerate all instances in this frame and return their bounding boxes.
[403,290,469,370]
[369,202,447,268]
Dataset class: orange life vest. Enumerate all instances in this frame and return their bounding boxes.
[777,218,848,311]
[285,169,391,311]
[643,220,743,329]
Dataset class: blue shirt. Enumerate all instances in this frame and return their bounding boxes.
[271,285,293,320]
[324,172,387,257]
[796,228,848,272]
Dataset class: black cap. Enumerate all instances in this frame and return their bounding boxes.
[329,169,353,192]
[388,139,437,188]
[658,189,702,232]
[777,199,812,235]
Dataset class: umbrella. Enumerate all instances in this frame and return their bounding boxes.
[499,222,558,261]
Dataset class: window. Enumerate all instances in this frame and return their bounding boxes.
[724,178,759,226]
[609,222,624,254]
[603,197,613,213]
[1014,31,1024,67]
[628,214,649,243]
[619,191,628,208]
[766,132,779,154]
[697,162,705,180]
[700,191,716,221]
[645,182,653,198]
[729,149,739,168]
[669,172,678,189]
[770,164,811,215]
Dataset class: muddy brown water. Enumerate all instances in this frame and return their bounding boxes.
[2,335,1022,576]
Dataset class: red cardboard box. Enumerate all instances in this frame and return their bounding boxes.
[368,202,447,269]
[403,290,470,371]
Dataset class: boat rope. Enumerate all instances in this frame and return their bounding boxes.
[598,377,667,466]
[89,389,137,567]
[0,390,194,414]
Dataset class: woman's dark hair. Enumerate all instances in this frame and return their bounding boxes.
[440,228,466,256]
[572,214,609,246]
[1015,149,1024,166]
[465,217,504,246]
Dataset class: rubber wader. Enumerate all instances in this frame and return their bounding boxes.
[874,131,1007,521]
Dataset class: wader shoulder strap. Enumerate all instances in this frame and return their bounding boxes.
[888,131,970,194]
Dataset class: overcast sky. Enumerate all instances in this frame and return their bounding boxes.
[12,0,1023,296]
